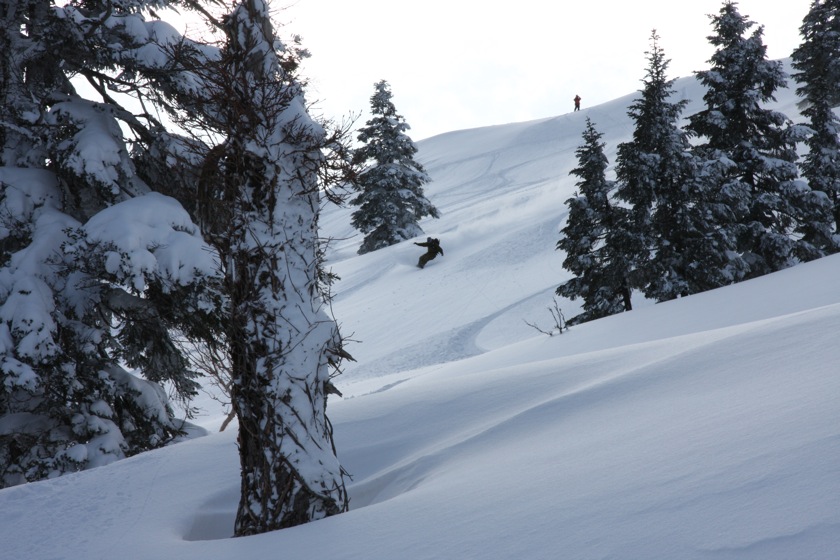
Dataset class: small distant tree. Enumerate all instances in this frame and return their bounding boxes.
[685,1,809,279]
[351,80,438,254]
[557,118,631,324]
[791,0,840,257]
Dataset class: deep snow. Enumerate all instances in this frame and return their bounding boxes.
[1,62,838,559]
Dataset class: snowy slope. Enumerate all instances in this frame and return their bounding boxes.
[2,66,838,560]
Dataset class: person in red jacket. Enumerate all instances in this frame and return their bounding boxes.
[415,237,444,268]
[574,94,581,111]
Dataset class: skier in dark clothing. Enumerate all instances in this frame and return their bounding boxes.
[415,237,444,268]
[574,94,581,111]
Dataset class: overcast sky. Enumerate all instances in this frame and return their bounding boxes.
[272,0,813,141]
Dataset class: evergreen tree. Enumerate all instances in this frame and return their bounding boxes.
[791,0,840,257]
[557,118,631,323]
[686,1,809,279]
[0,0,218,486]
[222,0,350,533]
[613,31,704,301]
[613,30,743,301]
[671,156,750,293]
[351,80,438,254]
[154,0,352,533]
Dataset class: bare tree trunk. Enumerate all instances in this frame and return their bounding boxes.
[222,176,348,534]
[230,337,345,532]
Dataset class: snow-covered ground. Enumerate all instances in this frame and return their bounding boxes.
[2,63,838,559]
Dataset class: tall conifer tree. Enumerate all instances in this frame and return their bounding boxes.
[613,31,705,301]
[686,1,808,279]
[351,80,438,254]
[0,0,216,487]
[792,0,840,257]
[557,118,631,323]
[161,0,352,533]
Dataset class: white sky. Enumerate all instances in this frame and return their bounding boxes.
[276,0,813,140]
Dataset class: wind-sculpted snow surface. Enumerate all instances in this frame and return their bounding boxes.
[1,64,838,559]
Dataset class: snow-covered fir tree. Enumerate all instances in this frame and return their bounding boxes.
[151,0,352,533]
[222,0,350,533]
[557,118,631,323]
[791,0,840,257]
[351,80,438,254]
[0,0,218,487]
[613,31,702,302]
[685,1,813,279]
[614,31,743,301]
